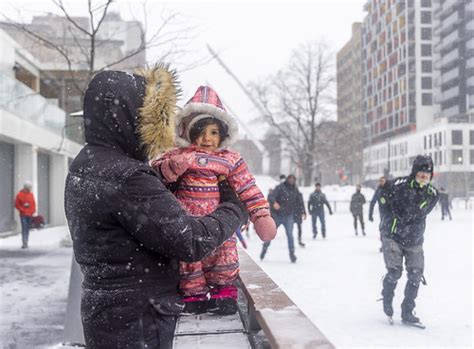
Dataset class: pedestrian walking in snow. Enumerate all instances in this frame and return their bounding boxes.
[260,174,302,263]
[439,187,452,220]
[307,183,332,239]
[369,176,388,251]
[350,185,366,236]
[15,181,36,249]
[152,85,276,316]
[64,66,248,349]
[294,191,307,247]
[380,155,438,327]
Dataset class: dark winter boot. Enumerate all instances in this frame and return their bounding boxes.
[381,277,397,317]
[401,280,420,323]
[182,295,209,315]
[208,286,238,316]
[298,239,306,247]
[290,253,297,263]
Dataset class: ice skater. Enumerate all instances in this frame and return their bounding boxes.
[350,185,366,236]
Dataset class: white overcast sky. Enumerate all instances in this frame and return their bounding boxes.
[1,0,367,139]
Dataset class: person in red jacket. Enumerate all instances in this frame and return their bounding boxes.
[15,181,36,248]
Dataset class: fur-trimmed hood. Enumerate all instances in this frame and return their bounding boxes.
[175,86,238,149]
[83,64,179,161]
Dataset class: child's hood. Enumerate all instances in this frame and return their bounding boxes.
[175,86,239,149]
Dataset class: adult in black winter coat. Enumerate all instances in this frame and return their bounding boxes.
[307,183,332,239]
[350,185,366,236]
[380,155,438,325]
[64,66,247,349]
[260,174,301,263]
[369,176,388,251]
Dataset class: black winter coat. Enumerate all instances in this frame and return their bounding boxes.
[271,181,302,217]
[65,70,244,348]
[380,176,438,247]
[350,192,366,215]
[307,191,332,214]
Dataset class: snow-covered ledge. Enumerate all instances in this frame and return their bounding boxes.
[238,249,335,349]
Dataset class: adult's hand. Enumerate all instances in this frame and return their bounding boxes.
[218,176,249,225]
[273,202,281,211]
[369,215,374,222]
[302,213,307,221]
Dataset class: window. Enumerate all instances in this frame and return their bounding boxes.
[452,150,463,164]
[439,151,442,165]
[421,11,432,24]
[470,130,474,145]
[438,132,442,146]
[452,130,463,145]
[422,93,433,105]
[421,28,432,40]
[421,0,431,7]
[422,77,432,89]
[429,135,432,148]
[424,136,427,149]
[422,60,432,72]
[421,44,432,56]
[471,150,474,164]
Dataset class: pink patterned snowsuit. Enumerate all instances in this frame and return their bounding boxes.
[153,145,269,298]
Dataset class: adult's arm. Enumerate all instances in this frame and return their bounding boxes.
[323,195,332,214]
[116,169,246,263]
[307,194,313,213]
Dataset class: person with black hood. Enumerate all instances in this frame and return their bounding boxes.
[307,182,333,239]
[380,155,438,327]
[260,174,302,263]
[64,65,248,349]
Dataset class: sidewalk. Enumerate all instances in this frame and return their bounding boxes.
[0,225,73,349]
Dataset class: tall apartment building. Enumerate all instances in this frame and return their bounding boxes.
[337,22,364,185]
[433,0,474,121]
[361,0,473,196]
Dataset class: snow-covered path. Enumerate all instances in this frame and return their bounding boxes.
[247,177,473,348]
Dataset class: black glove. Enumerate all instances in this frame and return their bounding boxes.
[218,177,249,225]
[329,211,333,215]
[369,215,374,222]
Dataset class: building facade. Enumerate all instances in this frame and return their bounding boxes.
[337,22,364,185]
[0,29,81,234]
[361,0,473,196]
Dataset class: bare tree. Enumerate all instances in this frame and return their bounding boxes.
[1,0,204,142]
[250,41,336,185]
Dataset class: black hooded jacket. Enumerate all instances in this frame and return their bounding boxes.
[64,70,245,348]
[380,156,438,247]
[271,180,302,216]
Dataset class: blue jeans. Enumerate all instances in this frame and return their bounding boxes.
[261,214,295,258]
[311,211,326,238]
[20,216,31,247]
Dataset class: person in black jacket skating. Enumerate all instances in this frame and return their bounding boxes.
[260,174,302,262]
[64,65,247,349]
[307,183,332,239]
[350,185,366,236]
[380,155,438,325]
[369,176,388,251]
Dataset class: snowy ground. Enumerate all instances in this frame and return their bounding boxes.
[0,176,472,348]
[245,176,473,348]
[0,226,72,349]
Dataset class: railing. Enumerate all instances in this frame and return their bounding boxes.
[0,72,66,136]
[238,250,335,349]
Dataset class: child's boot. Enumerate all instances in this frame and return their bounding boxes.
[182,294,209,315]
[208,285,238,315]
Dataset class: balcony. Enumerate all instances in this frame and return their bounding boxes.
[0,72,65,136]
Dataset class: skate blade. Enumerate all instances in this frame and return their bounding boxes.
[387,316,394,325]
[402,320,426,329]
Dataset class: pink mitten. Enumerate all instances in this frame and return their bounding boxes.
[157,152,195,182]
[253,214,277,241]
